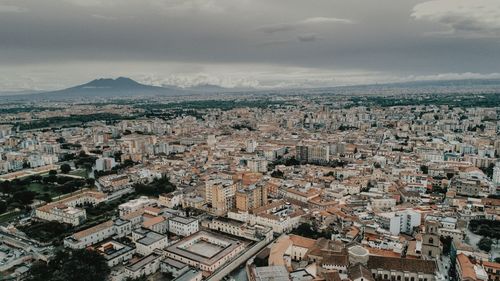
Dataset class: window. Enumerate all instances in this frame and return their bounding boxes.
[428,237,434,244]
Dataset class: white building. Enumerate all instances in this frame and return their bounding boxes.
[119,197,157,216]
[124,252,162,280]
[168,216,199,237]
[95,157,116,171]
[493,162,500,189]
[378,209,421,236]
[64,219,132,249]
[134,230,169,256]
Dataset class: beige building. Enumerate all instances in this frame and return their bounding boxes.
[35,191,107,226]
[235,184,268,212]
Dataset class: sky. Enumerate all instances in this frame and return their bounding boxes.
[0,0,500,91]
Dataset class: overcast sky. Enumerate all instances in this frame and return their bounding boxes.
[1,0,499,91]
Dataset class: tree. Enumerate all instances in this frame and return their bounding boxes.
[86,178,95,187]
[0,200,7,214]
[420,165,428,174]
[13,190,36,206]
[60,164,72,174]
[440,236,453,256]
[49,170,57,176]
[27,249,110,281]
[271,170,284,179]
[134,176,176,197]
[478,237,493,252]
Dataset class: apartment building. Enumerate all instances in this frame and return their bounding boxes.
[235,183,268,211]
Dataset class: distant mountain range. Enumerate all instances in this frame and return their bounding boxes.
[1,77,247,100]
[2,77,500,101]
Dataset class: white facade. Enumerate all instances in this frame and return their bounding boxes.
[168,216,199,237]
[387,210,421,235]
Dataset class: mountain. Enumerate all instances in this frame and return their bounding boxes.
[4,77,186,101]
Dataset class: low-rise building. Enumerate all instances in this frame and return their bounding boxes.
[168,216,199,237]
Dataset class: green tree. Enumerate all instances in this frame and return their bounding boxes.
[27,249,110,281]
[60,164,72,174]
[0,200,7,214]
[478,237,493,252]
[13,190,36,205]
[420,165,428,174]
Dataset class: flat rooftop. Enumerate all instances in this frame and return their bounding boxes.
[166,231,246,266]
[126,252,161,272]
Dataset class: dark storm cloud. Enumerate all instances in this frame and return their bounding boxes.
[0,0,499,90]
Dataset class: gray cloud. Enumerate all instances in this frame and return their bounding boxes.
[0,0,499,91]
[297,34,318,42]
[257,17,353,34]
[0,3,26,13]
[412,0,500,38]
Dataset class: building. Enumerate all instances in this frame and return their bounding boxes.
[296,144,330,163]
[165,231,246,273]
[172,269,203,281]
[206,180,236,215]
[235,183,268,212]
[95,157,116,171]
[64,219,132,249]
[483,261,500,281]
[456,254,488,281]
[376,209,421,235]
[124,252,162,280]
[367,256,437,281]
[421,220,442,259]
[119,196,157,216]
[161,258,189,277]
[98,174,130,193]
[94,240,135,267]
[35,191,107,226]
[159,191,183,208]
[134,229,169,256]
[229,200,306,233]
[252,266,290,281]
[246,158,268,173]
[203,217,273,242]
[493,162,500,189]
[168,216,199,237]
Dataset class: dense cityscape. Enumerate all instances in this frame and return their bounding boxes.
[0,83,499,281]
[1,0,500,280]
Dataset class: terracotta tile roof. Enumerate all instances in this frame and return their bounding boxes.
[364,247,401,258]
[483,261,500,269]
[142,216,165,228]
[349,263,375,281]
[457,253,478,280]
[321,254,349,267]
[268,235,292,266]
[144,206,161,214]
[367,256,436,275]
[323,270,342,281]
[73,220,113,240]
[121,208,144,220]
[289,234,316,249]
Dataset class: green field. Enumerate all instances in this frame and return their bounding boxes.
[69,169,89,178]
[26,182,62,198]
